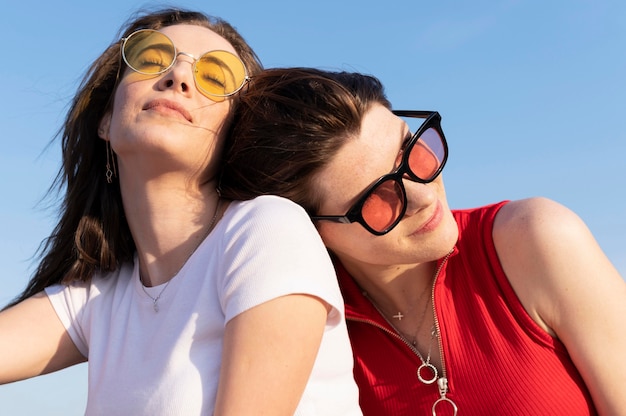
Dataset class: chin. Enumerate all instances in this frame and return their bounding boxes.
[434,211,459,256]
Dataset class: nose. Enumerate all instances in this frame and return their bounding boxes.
[158,53,196,96]
[402,178,437,217]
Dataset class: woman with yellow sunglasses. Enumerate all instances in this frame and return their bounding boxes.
[0,10,362,416]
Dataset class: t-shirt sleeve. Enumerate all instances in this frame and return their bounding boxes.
[218,195,344,327]
[45,281,91,357]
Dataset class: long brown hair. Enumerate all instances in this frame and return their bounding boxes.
[219,68,390,215]
[6,8,263,308]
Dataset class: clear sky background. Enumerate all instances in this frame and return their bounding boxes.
[1,0,624,414]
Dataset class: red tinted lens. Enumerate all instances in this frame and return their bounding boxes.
[361,179,404,232]
[408,127,444,179]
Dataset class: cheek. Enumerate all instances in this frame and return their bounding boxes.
[317,222,347,251]
[199,100,232,131]
[109,82,134,127]
[107,101,134,148]
[113,75,138,106]
[318,222,371,253]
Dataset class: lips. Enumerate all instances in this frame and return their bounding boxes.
[412,200,443,235]
[143,99,193,122]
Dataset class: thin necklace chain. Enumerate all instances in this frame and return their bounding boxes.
[140,275,172,313]
[397,283,431,347]
[140,197,221,312]
[389,276,430,323]
[362,261,445,384]
[366,292,439,384]
[363,254,459,416]
[364,255,458,415]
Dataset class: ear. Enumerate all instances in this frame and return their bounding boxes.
[98,113,111,140]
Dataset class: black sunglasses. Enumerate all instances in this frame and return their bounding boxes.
[310,111,448,235]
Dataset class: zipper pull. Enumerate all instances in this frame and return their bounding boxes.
[432,377,458,416]
[437,376,449,396]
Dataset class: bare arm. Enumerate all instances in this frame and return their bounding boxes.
[0,292,86,384]
[493,197,626,416]
[213,294,329,416]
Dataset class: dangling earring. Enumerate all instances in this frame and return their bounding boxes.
[105,141,117,184]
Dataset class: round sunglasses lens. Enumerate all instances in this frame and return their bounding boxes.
[195,51,247,98]
[123,30,175,75]
[361,179,404,232]
[408,128,445,180]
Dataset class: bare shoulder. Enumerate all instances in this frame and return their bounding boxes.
[493,197,593,268]
[494,198,626,414]
[494,197,582,236]
[492,197,621,334]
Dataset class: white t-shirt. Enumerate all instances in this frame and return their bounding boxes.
[46,195,362,416]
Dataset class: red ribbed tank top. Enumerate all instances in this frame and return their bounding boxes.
[338,201,596,415]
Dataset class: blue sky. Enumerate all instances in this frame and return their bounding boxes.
[1,0,624,414]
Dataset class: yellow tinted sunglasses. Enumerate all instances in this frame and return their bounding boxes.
[121,29,249,102]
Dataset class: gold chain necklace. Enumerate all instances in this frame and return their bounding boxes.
[140,197,222,312]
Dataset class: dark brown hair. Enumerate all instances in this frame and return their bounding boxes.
[6,8,263,308]
[219,68,390,215]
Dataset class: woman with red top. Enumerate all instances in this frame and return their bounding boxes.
[219,68,626,415]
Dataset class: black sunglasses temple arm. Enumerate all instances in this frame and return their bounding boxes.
[309,215,353,224]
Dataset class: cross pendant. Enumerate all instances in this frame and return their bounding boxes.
[393,312,404,320]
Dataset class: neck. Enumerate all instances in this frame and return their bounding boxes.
[347,258,449,372]
[352,259,443,371]
[342,259,438,315]
[120,170,221,287]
